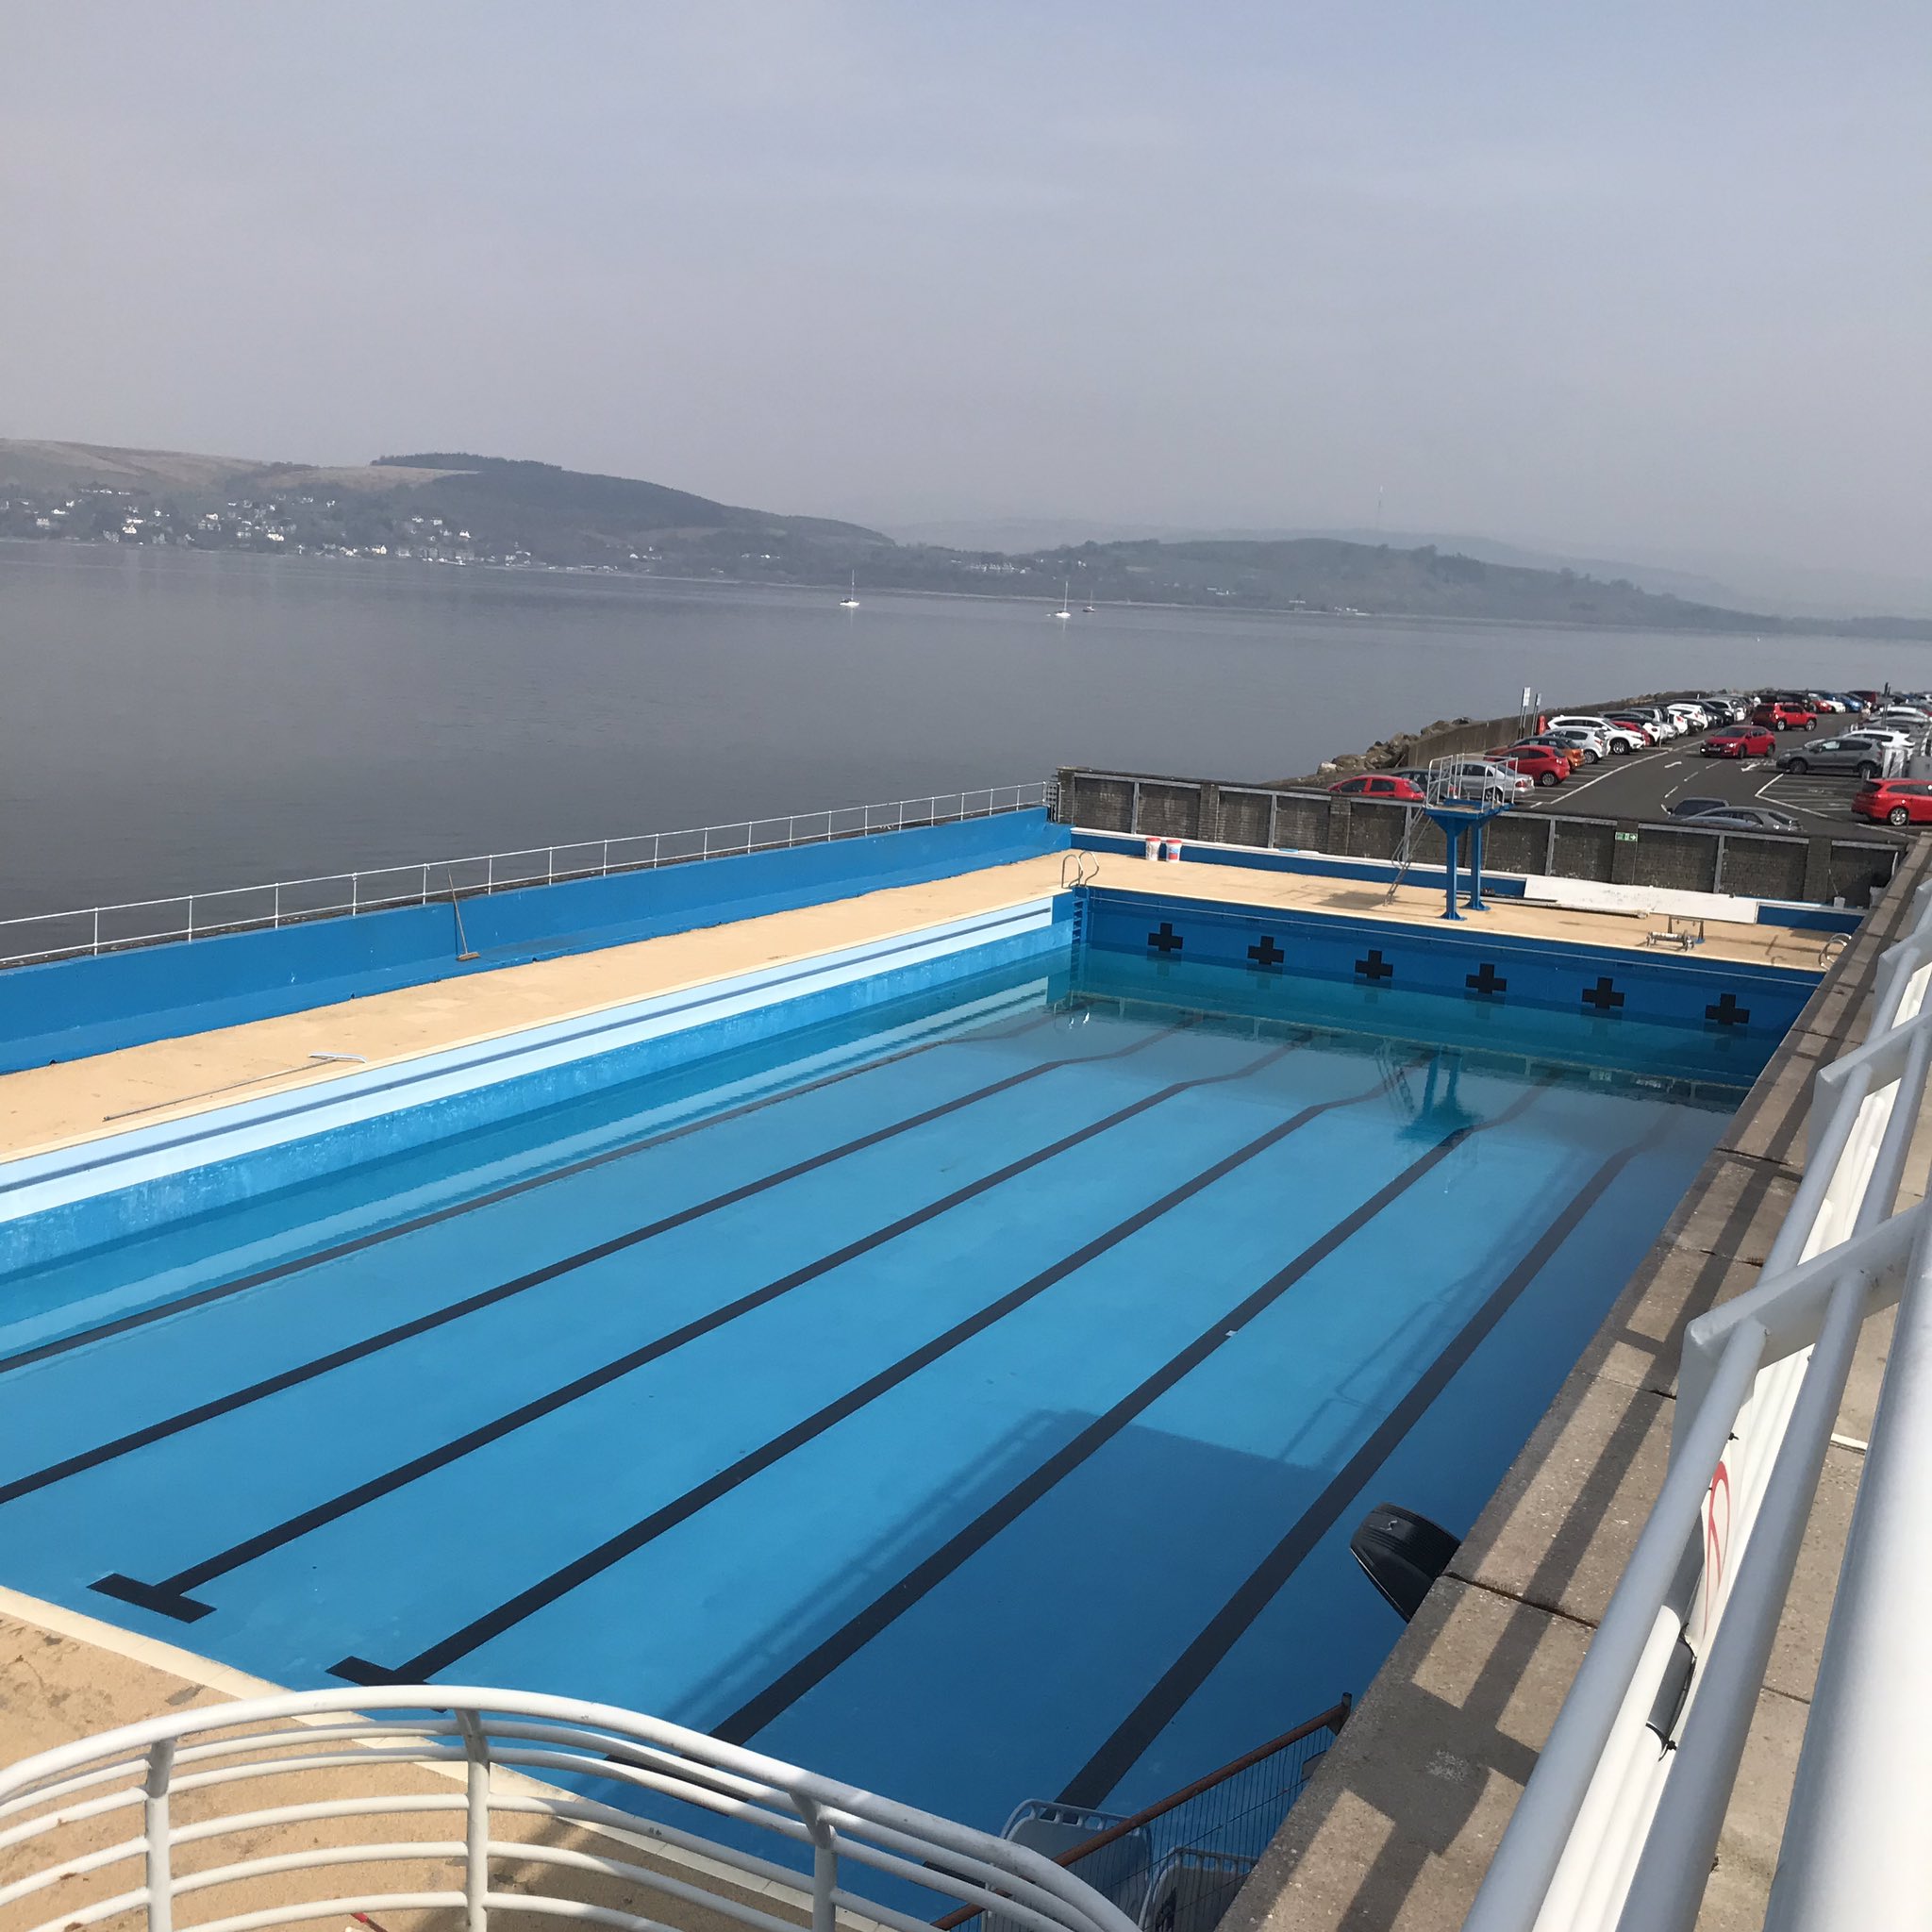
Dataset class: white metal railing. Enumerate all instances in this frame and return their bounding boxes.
[0,1685,1134,1932]
[0,782,1055,971]
[1464,874,1932,1932]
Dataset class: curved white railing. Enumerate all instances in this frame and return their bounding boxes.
[0,1686,1136,1932]
[1464,875,1932,1931]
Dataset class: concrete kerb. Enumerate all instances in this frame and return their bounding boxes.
[1217,838,1932,1932]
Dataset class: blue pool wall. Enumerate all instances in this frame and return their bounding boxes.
[0,813,1070,1074]
[1072,831,1865,932]
[0,904,1073,1278]
[1084,887,1819,1042]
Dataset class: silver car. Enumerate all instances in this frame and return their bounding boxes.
[1774,735,1891,778]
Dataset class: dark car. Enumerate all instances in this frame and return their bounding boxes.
[1674,805,1802,833]
[1774,736,1890,779]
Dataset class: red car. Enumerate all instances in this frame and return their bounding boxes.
[1703,726,1777,758]
[1753,700,1817,731]
[1328,773,1425,801]
[1487,744,1569,787]
[1854,777,1932,827]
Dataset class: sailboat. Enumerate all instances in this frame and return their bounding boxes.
[839,570,860,609]
[1054,578,1073,620]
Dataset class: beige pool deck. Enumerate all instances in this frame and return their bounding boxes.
[0,840,1896,1932]
[1,849,1826,1160]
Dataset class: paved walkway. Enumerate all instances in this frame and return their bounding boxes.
[1,851,1821,1158]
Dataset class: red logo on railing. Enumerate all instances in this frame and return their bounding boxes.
[1703,1459,1732,1636]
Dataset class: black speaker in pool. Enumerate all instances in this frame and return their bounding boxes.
[1350,1502,1460,1622]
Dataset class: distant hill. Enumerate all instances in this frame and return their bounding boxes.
[371,452,882,548]
[5,436,1926,637]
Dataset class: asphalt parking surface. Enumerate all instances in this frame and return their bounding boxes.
[1510,725,1912,841]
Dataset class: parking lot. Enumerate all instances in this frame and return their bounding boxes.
[1511,722,1915,841]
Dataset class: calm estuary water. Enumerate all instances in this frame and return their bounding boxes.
[0,542,1908,917]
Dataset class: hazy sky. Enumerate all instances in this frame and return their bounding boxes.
[5,3,1927,576]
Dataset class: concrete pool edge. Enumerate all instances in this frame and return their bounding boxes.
[1216,839,1932,1932]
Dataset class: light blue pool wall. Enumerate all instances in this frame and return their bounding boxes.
[0,902,1073,1277]
[0,813,1070,1074]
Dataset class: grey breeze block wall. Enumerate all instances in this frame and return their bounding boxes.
[1054,768,1900,908]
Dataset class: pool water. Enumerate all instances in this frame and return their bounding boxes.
[0,944,1740,1846]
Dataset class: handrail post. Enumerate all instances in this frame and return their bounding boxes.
[92,907,100,957]
[702,825,711,861]
[421,864,429,906]
[797,1796,837,1932]
[143,1737,175,1932]
[547,846,555,885]
[273,882,280,929]
[457,1709,492,1932]
[351,873,358,917]
[185,897,193,943]
[487,853,494,894]
[602,838,609,875]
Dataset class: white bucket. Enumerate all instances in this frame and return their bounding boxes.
[1163,840,1183,862]
[1144,837,1162,861]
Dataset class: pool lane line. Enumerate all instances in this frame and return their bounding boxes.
[92,1023,1277,1623]
[0,1005,1071,1379]
[327,1039,1390,1686]
[707,1077,1546,1747]
[0,1017,1176,1510]
[1055,1108,1674,1810]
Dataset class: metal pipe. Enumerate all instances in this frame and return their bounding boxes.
[1463,1320,1766,1932]
[1612,1270,1870,1932]
[143,1739,175,1932]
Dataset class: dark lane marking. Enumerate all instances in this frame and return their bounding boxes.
[0,1008,1068,1377]
[1055,1110,1670,1809]
[330,1039,1380,1684]
[0,1020,1175,1509]
[710,1081,1543,1746]
[94,1024,1282,1621]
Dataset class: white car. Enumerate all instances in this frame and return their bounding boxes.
[1664,703,1710,733]
[1441,758,1534,800]
[1547,714,1646,755]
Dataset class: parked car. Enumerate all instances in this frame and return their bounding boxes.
[1328,773,1426,801]
[1775,735,1890,778]
[1487,744,1570,787]
[1439,758,1534,798]
[1545,727,1607,762]
[1617,706,1681,738]
[1802,692,1846,713]
[1703,726,1777,758]
[1854,777,1932,827]
[1511,734,1588,771]
[1604,714,1662,744]
[1666,797,1736,819]
[1752,699,1817,730]
[1546,714,1645,755]
[1664,703,1712,733]
[1675,806,1802,832]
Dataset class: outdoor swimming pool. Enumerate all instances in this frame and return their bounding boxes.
[0,920,1797,1850]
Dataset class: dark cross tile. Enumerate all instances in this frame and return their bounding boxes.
[1355,948,1394,982]
[1582,975,1625,1012]
[1247,935,1286,970]
[1706,991,1752,1027]
[1466,961,1507,998]
[1147,921,1184,955]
